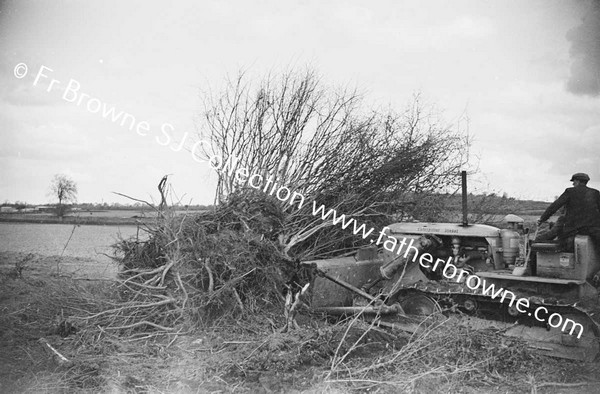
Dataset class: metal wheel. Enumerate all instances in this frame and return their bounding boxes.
[399,294,442,316]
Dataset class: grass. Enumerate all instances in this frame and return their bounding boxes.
[2,256,600,393]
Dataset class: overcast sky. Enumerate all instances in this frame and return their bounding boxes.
[1,0,599,205]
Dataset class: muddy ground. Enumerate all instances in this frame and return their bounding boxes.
[2,251,600,393]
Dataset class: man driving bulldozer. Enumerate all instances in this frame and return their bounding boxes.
[537,173,600,253]
[379,234,443,280]
[535,208,566,242]
[361,234,442,293]
[449,236,474,275]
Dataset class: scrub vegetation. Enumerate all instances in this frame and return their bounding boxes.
[201,69,471,259]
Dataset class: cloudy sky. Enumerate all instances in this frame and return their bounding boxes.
[1,0,599,205]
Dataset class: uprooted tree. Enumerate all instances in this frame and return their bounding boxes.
[98,68,472,336]
[200,69,471,259]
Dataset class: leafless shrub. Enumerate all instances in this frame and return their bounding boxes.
[200,69,471,259]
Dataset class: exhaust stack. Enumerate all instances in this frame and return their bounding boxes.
[461,170,468,226]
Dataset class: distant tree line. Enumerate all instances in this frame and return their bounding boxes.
[0,201,214,211]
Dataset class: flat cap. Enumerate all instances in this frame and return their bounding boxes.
[570,173,590,182]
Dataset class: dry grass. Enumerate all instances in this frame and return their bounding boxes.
[320,314,600,394]
[0,263,113,393]
[1,261,599,393]
[324,317,526,392]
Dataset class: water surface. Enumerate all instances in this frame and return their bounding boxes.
[0,222,141,264]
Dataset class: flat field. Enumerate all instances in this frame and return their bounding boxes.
[0,209,206,226]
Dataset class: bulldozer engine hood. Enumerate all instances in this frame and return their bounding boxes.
[388,222,501,238]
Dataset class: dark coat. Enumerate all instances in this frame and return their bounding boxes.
[540,184,600,235]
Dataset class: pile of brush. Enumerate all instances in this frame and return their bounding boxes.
[91,188,294,340]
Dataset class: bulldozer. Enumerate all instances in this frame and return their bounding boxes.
[302,172,600,362]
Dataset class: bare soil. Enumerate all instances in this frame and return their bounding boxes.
[2,251,600,393]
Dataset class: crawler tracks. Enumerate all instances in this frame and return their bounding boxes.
[388,280,600,362]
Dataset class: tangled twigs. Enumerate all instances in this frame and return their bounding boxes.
[39,338,70,365]
[175,271,188,310]
[76,297,177,320]
[72,258,184,339]
[323,317,538,392]
[532,381,596,392]
[158,261,174,286]
[103,320,175,331]
[110,183,291,331]
[73,291,181,339]
[123,281,167,290]
[120,262,173,286]
[280,282,310,333]
[203,258,214,293]
[158,175,168,213]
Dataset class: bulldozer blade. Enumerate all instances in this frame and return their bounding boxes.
[317,269,380,303]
